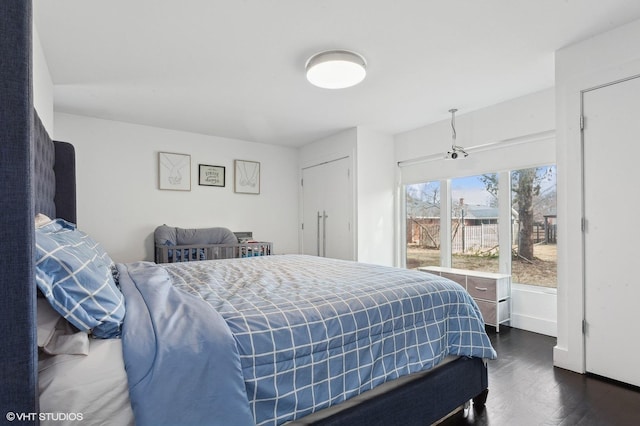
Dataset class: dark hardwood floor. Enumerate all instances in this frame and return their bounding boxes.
[440,327,640,426]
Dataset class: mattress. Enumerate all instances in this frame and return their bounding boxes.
[117,254,496,425]
[38,339,134,426]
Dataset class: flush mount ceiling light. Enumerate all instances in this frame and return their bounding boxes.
[305,50,367,89]
[445,108,468,160]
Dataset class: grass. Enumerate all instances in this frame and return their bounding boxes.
[406,243,557,288]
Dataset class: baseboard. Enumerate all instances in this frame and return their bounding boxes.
[509,313,557,337]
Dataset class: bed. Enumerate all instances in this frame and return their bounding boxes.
[29,113,496,425]
[4,6,494,425]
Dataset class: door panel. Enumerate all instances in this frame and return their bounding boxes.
[302,164,325,256]
[583,76,640,387]
[321,158,352,260]
[302,157,353,260]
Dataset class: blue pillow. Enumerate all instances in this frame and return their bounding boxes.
[35,219,125,338]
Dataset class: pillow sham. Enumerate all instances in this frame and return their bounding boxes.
[37,298,89,355]
[35,219,124,338]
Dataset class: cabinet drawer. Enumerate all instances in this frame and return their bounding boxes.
[441,272,466,287]
[466,276,497,300]
[474,299,497,325]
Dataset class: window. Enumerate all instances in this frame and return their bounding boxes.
[451,174,499,273]
[510,165,557,288]
[404,165,557,288]
[405,181,441,269]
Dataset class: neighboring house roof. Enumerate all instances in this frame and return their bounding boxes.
[408,205,440,219]
[460,205,498,220]
[411,204,500,220]
[413,205,559,221]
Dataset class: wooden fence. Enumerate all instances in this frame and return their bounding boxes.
[408,220,557,253]
[451,223,498,253]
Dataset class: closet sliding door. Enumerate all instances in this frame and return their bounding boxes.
[583,75,640,387]
[302,157,353,260]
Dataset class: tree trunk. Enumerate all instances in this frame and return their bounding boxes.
[517,169,536,260]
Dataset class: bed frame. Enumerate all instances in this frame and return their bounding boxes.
[2,4,489,423]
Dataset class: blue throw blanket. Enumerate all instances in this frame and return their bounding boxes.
[117,261,254,426]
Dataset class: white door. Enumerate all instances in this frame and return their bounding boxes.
[302,157,353,260]
[583,75,640,387]
[302,163,326,257]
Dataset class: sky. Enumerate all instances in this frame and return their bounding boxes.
[451,175,494,206]
[410,165,557,207]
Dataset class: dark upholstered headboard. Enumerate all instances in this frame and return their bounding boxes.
[54,141,77,224]
[0,3,77,419]
[33,115,75,222]
[33,113,77,224]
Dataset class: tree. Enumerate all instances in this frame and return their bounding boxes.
[480,168,553,261]
[406,183,441,248]
[406,183,440,218]
[513,169,537,260]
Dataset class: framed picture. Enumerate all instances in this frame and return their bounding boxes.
[158,152,191,191]
[234,160,260,194]
[199,164,225,187]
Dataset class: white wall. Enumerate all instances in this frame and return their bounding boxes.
[396,90,555,165]
[299,128,356,169]
[554,18,640,373]
[510,284,558,337]
[395,89,558,337]
[33,25,53,134]
[356,127,395,266]
[53,113,300,262]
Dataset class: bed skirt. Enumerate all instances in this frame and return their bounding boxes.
[286,356,488,426]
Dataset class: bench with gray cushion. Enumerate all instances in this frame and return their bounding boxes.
[154,225,272,263]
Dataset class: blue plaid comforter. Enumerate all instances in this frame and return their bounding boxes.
[154,255,497,425]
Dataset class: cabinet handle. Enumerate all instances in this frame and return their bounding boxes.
[316,211,321,256]
[322,210,328,257]
[474,287,488,291]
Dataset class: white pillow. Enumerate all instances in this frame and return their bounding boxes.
[37,298,89,355]
[37,298,60,348]
[35,213,53,228]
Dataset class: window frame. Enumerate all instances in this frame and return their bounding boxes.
[401,165,555,288]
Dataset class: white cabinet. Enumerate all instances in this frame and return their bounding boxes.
[419,266,511,332]
[301,157,354,260]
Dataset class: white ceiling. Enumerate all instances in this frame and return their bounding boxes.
[34,1,640,148]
